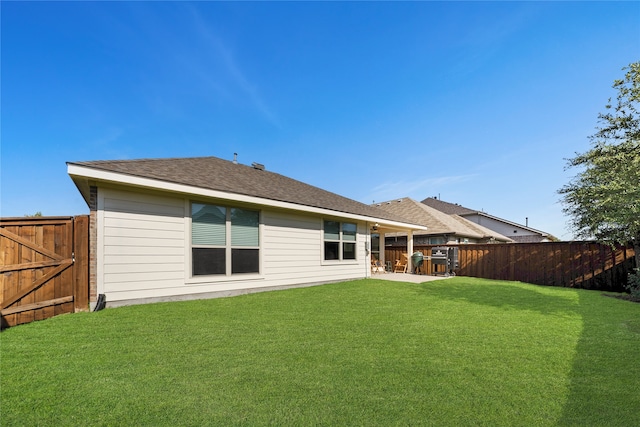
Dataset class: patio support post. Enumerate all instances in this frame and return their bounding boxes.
[407,229,414,273]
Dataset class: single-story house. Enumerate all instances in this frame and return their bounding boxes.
[67,156,426,308]
[373,198,513,245]
[421,197,555,242]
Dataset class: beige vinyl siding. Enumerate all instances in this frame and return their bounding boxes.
[101,189,186,295]
[98,187,370,305]
[262,211,366,285]
[262,211,321,283]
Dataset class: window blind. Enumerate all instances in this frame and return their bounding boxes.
[192,203,226,246]
[342,222,357,241]
[231,208,259,246]
[324,220,340,240]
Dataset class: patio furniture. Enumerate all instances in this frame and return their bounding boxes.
[371,259,386,274]
[393,254,408,273]
[385,261,393,272]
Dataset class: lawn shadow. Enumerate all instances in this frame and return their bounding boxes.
[556,290,640,425]
[414,279,581,318]
[416,278,640,425]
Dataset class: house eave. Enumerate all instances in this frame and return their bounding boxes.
[68,164,426,233]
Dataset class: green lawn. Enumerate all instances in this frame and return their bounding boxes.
[2,277,639,426]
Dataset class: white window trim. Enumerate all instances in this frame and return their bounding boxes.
[321,219,359,265]
[186,201,263,283]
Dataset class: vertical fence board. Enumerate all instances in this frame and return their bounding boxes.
[551,244,561,286]
[17,225,33,325]
[559,245,570,287]
[20,225,36,325]
[55,224,67,316]
[40,225,55,320]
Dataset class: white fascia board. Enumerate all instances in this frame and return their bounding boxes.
[68,164,426,231]
[368,218,427,231]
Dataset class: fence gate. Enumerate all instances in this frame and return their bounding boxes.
[0,216,89,329]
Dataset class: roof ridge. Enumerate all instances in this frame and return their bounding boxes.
[420,197,478,215]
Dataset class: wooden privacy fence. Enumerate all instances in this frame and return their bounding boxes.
[386,242,636,292]
[1,216,89,329]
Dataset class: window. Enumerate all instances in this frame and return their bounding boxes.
[371,233,380,261]
[192,203,259,276]
[230,208,259,274]
[324,220,357,261]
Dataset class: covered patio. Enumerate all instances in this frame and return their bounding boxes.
[369,220,427,278]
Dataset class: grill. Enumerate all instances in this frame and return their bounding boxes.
[411,251,424,274]
[430,247,458,277]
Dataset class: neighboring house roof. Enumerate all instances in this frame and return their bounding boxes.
[373,198,512,242]
[67,156,422,229]
[421,197,476,215]
[421,197,551,239]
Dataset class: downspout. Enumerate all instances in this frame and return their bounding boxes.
[93,294,106,311]
[365,222,371,278]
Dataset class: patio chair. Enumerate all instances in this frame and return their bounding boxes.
[371,259,386,274]
[393,254,408,273]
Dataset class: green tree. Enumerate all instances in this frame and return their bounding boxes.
[559,61,640,270]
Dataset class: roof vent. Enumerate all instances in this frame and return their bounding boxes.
[252,162,265,171]
[233,153,238,164]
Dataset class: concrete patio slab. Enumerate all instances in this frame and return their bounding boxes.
[369,272,452,283]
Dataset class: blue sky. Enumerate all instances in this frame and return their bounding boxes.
[2,1,638,240]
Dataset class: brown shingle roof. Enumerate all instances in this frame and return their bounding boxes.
[374,197,512,242]
[68,156,416,224]
[420,197,476,215]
